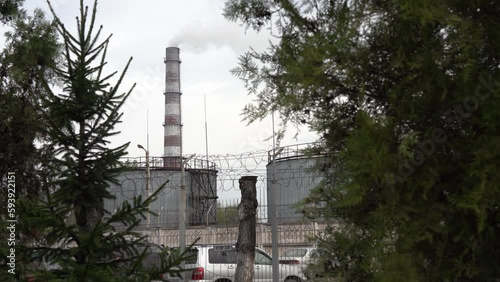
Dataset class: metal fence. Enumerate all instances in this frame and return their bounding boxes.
[141,219,328,256]
[109,145,331,280]
[140,214,330,281]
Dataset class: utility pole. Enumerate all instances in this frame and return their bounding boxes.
[270,112,279,282]
[180,154,195,282]
[137,144,150,227]
[204,94,209,169]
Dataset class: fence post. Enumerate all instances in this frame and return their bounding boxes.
[235,176,258,282]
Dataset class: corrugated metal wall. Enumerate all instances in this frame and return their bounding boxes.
[267,157,324,224]
[105,168,217,229]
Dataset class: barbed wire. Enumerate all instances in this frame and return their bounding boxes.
[109,144,325,227]
[116,149,322,198]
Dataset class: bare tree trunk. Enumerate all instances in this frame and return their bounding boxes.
[235,176,258,282]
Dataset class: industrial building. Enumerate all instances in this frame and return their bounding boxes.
[105,47,218,229]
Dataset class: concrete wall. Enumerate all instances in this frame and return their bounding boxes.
[141,222,330,256]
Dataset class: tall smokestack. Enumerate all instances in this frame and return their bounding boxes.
[164,47,182,162]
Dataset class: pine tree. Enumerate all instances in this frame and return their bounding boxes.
[224,0,500,281]
[0,0,23,23]
[4,1,193,281]
[0,1,59,203]
[0,2,61,279]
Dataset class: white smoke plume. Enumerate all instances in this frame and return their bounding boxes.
[169,21,272,54]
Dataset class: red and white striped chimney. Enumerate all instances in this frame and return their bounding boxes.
[163,47,182,161]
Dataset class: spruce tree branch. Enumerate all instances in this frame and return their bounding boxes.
[87,26,107,57]
[96,38,110,81]
[78,1,88,52]
[109,56,134,98]
[83,0,99,53]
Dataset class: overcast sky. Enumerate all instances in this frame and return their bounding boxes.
[13,0,319,159]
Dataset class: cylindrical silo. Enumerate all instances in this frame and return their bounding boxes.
[266,143,325,224]
[164,47,182,161]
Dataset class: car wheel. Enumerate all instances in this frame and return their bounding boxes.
[284,277,301,282]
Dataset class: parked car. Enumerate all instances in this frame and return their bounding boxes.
[120,242,164,271]
[161,245,307,282]
[303,248,340,279]
[25,242,165,281]
[279,247,317,266]
[112,241,166,281]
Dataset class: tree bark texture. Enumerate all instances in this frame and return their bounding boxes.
[235,176,258,282]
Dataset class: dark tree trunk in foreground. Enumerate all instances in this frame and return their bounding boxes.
[235,176,258,282]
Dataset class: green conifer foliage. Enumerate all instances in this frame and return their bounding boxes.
[1,1,195,281]
[225,0,500,280]
[0,3,62,280]
[43,0,135,236]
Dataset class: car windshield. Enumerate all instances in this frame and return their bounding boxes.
[168,247,198,264]
[209,249,238,264]
[255,250,272,265]
[283,248,308,257]
[185,249,198,264]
